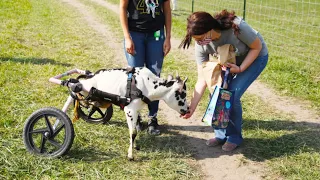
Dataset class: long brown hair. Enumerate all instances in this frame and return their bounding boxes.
[179,10,239,49]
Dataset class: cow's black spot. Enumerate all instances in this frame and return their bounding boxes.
[178,101,185,106]
[154,85,158,89]
[176,96,179,101]
[180,92,186,99]
[132,133,137,141]
[166,81,174,88]
[175,91,179,98]
[159,81,167,86]
[153,80,158,84]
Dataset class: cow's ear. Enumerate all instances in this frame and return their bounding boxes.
[167,75,173,81]
[176,76,182,83]
[178,77,188,92]
[183,77,188,84]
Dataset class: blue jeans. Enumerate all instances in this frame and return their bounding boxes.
[214,54,269,145]
[123,28,165,117]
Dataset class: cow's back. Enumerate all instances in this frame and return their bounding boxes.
[80,67,158,97]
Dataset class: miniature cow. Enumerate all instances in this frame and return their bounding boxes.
[79,67,189,160]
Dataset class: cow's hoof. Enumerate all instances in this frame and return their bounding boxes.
[135,145,140,150]
[128,156,134,161]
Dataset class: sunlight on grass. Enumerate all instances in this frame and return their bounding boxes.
[0,0,200,179]
[1,0,319,179]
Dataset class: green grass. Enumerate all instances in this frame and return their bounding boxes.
[0,0,199,179]
[241,94,320,179]
[1,0,320,179]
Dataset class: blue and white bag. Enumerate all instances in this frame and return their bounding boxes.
[202,68,234,129]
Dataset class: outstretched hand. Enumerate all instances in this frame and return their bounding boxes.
[180,109,194,119]
[180,112,192,119]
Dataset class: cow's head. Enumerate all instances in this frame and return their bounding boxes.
[163,75,189,115]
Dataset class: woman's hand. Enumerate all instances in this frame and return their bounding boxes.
[226,63,242,74]
[125,37,135,55]
[180,108,194,119]
[163,38,171,56]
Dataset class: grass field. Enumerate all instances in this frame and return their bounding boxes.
[1,0,320,179]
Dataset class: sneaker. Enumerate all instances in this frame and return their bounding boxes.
[147,117,161,135]
[222,142,238,152]
[206,138,223,147]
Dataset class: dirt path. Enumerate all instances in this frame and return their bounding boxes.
[61,0,319,179]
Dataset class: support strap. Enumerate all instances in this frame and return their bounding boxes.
[81,67,151,108]
[125,67,151,104]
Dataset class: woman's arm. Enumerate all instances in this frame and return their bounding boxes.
[163,0,172,56]
[228,37,262,73]
[119,0,135,55]
[181,65,207,119]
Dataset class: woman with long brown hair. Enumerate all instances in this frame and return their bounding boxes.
[180,10,268,151]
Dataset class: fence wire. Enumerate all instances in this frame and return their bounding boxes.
[172,0,320,66]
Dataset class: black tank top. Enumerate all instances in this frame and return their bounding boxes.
[127,0,167,33]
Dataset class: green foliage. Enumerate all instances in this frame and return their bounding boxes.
[0,0,200,179]
[1,0,319,179]
[241,94,320,179]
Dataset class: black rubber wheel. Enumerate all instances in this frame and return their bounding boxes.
[77,101,113,124]
[75,74,113,124]
[23,107,74,157]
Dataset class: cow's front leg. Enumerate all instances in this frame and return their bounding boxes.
[124,107,138,161]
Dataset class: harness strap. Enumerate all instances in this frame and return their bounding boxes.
[125,67,151,104]
[126,72,133,99]
[130,76,151,104]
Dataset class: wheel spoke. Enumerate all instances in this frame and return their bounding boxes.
[44,115,54,134]
[39,136,47,153]
[51,124,65,138]
[88,106,96,118]
[48,139,62,148]
[96,108,105,117]
[30,128,47,134]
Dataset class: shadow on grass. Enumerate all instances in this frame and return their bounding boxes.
[242,119,320,161]
[166,120,320,162]
[104,119,127,127]
[133,124,242,160]
[59,117,320,163]
[66,146,121,162]
[0,57,72,66]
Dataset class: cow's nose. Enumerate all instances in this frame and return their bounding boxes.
[180,109,187,115]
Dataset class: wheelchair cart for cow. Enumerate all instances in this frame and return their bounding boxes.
[23,69,117,157]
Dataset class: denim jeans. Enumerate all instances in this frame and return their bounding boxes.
[123,28,165,117]
[214,54,269,145]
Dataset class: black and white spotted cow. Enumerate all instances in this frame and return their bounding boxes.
[79,67,189,160]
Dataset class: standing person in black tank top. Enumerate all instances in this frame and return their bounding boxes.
[120,0,172,135]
